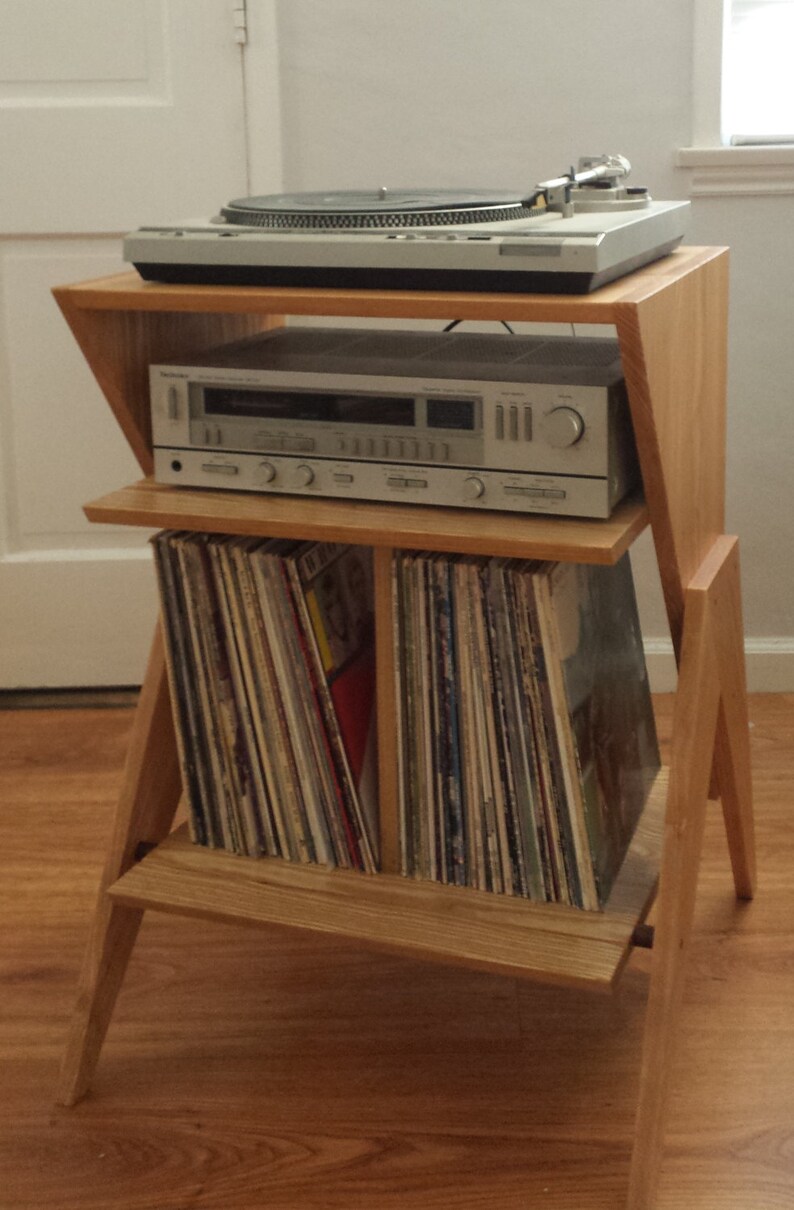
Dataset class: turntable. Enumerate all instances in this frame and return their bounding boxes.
[124,155,689,295]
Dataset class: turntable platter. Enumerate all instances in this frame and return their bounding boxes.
[220,188,543,229]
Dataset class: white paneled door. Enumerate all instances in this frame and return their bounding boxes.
[0,0,250,686]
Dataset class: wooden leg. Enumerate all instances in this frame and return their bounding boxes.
[709,539,756,899]
[58,621,183,1105]
[626,542,726,1209]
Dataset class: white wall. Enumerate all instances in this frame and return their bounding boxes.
[269,0,794,689]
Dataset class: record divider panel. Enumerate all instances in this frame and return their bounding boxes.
[53,246,755,1210]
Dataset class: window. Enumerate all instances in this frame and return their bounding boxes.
[678,0,794,194]
[724,1,794,144]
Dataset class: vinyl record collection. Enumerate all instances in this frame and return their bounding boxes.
[152,527,659,913]
[392,550,660,910]
[152,531,379,872]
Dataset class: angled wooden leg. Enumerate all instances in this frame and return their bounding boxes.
[709,538,756,899]
[58,620,183,1105]
[626,542,726,1209]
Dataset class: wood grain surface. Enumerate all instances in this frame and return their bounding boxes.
[84,480,649,566]
[1,695,791,1209]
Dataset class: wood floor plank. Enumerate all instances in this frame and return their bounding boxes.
[0,696,791,1209]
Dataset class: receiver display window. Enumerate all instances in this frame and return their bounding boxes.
[202,387,415,426]
[426,398,476,430]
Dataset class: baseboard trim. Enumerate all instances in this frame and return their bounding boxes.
[645,637,794,693]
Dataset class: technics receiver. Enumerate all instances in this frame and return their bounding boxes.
[151,327,638,519]
[127,154,689,295]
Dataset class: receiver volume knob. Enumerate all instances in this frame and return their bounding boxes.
[463,476,485,500]
[540,407,585,448]
[258,461,277,483]
[294,464,315,487]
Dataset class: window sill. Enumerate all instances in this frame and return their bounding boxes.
[676,145,794,196]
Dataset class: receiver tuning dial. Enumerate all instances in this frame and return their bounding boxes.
[540,406,585,449]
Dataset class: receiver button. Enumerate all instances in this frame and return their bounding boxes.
[463,476,485,500]
[258,462,277,483]
[201,463,239,476]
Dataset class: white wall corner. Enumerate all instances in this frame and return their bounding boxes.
[691,0,728,147]
[241,0,284,196]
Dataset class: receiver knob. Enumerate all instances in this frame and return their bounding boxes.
[294,464,315,487]
[258,461,277,483]
[540,406,584,448]
[463,476,485,500]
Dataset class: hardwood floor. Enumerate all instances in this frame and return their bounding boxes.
[1,696,792,1209]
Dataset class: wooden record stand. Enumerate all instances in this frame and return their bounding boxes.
[53,246,754,1209]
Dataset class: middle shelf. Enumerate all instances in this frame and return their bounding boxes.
[85,477,649,564]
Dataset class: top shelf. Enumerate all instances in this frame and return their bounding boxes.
[56,246,725,325]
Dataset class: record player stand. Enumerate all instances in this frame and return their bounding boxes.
[54,246,754,1210]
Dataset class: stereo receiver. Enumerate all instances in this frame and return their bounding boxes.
[150,327,638,518]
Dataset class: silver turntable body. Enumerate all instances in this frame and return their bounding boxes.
[125,155,689,295]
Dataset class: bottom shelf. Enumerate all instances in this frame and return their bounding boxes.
[109,769,667,992]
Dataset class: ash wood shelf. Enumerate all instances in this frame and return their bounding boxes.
[56,248,755,1210]
[108,767,667,994]
[85,477,649,564]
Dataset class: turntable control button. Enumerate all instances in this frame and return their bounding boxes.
[293,464,315,487]
[463,476,485,500]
